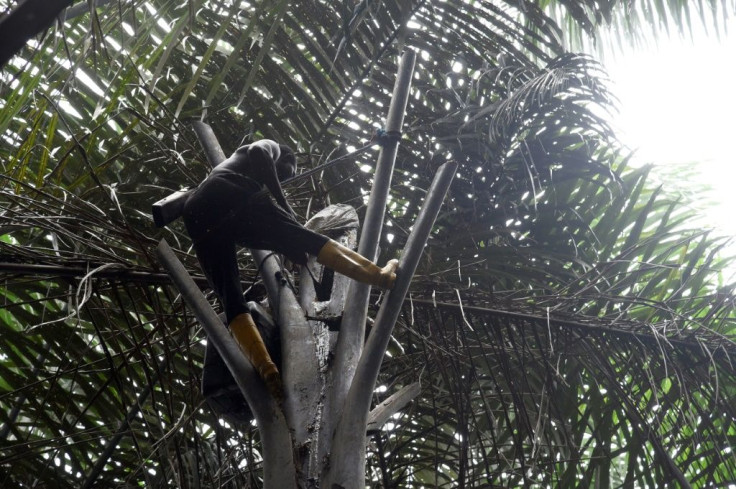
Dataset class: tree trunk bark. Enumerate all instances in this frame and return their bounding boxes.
[324,161,457,488]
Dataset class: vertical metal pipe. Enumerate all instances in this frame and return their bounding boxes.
[156,240,297,489]
[328,50,417,428]
[326,161,457,489]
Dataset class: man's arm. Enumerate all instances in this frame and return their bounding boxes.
[247,145,296,218]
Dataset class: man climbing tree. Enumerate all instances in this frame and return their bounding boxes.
[181,139,398,399]
[156,53,429,488]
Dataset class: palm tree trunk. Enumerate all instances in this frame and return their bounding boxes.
[156,240,298,489]
[325,161,457,488]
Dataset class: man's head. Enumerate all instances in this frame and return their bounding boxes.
[276,145,296,182]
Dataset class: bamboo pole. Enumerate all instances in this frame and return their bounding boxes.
[326,161,457,488]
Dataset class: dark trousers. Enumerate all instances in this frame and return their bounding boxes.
[183,174,327,322]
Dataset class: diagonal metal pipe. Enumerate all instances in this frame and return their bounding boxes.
[326,161,457,488]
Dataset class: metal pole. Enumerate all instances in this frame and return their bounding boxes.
[326,161,457,488]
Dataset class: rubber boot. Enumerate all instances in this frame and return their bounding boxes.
[316,239,398,289]
[229,313,283,402]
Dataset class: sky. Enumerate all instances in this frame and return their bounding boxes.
[600,17,736,243]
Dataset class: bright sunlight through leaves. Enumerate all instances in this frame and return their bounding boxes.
[604,17,736,241]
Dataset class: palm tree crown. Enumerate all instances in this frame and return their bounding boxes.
[1,0,734,487]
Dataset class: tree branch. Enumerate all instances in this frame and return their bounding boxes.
[366,382,421,434]
[0,0,74,69]
[327,161,457,488]
[156,240,296,488]
[328,49,417,436]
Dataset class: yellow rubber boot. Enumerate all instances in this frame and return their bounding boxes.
[229,313,283,402]
[316,239,399,289]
